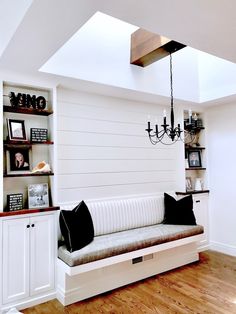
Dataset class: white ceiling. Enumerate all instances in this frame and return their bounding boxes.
[1,0,236,106]
[0,0,33,58]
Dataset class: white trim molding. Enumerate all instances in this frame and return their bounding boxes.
[210,241,236,257]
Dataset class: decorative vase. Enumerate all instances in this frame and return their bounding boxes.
[195,178,202,191]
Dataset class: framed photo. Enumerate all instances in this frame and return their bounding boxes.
[28,183,49,209]
[30,128,48,143]
[185,177,193,191]
[6,193,23,212]
[188,150,202,168]
[7,119,27,141]
[7,147,30,172]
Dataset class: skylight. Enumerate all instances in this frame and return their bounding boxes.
[40,11,236,104]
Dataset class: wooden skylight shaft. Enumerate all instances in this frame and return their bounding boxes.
[130,28,186,67]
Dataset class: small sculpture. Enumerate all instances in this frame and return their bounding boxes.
[32,161,51,173]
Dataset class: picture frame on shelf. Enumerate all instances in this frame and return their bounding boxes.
[28,183,49,209]
[188,150,202,168]
[30,128,48,142]
[7,118,27,141]
[6,193,23,212]
[185,177,193,191]
[7,147,31,173]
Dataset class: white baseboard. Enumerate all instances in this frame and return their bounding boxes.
[210,241,236,256]
[0,291,56,313]
[198,243,210,252]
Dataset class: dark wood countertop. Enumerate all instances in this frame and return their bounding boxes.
[0,206,60,217]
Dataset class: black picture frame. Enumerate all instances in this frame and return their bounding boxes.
[30,128,48,142]
[6,193,23,212]
[8,147,30,172]
[7,119,27,141]
[188,150,202,168]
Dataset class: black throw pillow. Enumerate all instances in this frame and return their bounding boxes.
[59,200,94,252]
[163,193,196,225]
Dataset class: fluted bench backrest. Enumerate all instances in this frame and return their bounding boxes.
[87,195,164,236]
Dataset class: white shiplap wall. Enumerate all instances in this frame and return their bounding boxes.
[56,88,184,203]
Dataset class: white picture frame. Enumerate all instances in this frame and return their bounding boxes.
[7,118,27,141]
[28,183,49,208]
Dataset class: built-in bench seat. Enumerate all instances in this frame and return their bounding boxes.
[58,224,203,267]
[57,193,204,306]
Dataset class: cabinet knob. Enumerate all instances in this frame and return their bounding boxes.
[31,224,35,228]
[196,200,200,203]
[26,224,30,228]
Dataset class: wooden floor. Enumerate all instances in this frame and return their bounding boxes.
[22,250,236,314]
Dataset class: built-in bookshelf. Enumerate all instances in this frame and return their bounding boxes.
[179,110,209,194]
[2,82,56,212]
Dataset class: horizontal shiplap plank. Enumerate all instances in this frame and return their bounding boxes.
[57,145,176,160]
[57,116,147,136]
[57,181,176,204]
[57,159,175,175]
[57,130,176,148]
[57,171,175,189]
[57,101,164,125]
[57,88,164,114]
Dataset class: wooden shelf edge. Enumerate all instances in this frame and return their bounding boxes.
[176,190,210,195]
[4,140,54,147]
[4,172,54,178]
[3,105,53,116]
[184,126,205,131]
[0,206,60,217]
[185,146,205,150]
[185,167,206,170]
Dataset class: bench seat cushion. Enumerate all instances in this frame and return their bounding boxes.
[58,224,204,267]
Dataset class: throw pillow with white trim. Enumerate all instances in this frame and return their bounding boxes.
[59,200,94,252]
[163,193,196,225]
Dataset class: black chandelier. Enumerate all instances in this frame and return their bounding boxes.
[145,53,196,145]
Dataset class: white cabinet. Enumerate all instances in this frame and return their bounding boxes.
[1,211,57,310]
[192,193,209,251]
[3,217,30,304]
[30,214,55,296]
[176,192,209,252]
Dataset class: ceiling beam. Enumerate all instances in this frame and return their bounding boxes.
[130,28,186,67]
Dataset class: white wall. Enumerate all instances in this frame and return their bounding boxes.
[198,51,236,102]
[207,103,236,256]
[56,87,185,203]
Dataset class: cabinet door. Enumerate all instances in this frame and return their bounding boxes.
[193,194,209,250]
[2,218,30,304]
[30,214,55,295]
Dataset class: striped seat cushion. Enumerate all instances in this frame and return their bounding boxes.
[87,196,165,236]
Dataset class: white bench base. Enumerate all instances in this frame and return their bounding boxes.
[57,234,202,306]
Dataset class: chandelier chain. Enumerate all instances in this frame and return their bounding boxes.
[170,53,173,110]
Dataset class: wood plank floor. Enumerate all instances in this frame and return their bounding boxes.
[22,250,236,314]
